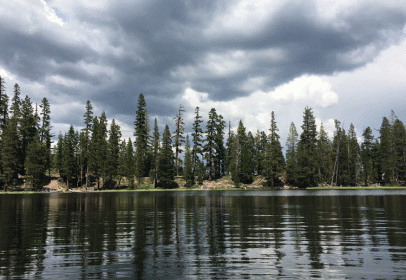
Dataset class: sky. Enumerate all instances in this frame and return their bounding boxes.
[1,0,406,144]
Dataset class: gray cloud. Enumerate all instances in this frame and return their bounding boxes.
[0,0,405,138]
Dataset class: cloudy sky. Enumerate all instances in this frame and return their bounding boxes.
[1,0,406,143]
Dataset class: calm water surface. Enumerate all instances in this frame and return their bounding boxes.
[1,190,406,279]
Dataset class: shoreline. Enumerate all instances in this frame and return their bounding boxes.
[1,185,406,194]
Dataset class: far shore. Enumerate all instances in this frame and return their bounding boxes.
[1,176,405,194]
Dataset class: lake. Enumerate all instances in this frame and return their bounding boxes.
[0,190,406,279]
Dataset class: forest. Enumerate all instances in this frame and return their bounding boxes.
[0,76,405,191]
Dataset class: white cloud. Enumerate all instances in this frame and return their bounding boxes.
[182,74,339,140]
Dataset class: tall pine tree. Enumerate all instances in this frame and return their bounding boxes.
[173,105,185,176]
[157,125,176,188]
[134,94,148,184]
[296,107,318,188]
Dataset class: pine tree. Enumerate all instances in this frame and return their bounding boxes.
[173,105,185,176]
[263,111,285,187]
[296,107,318,188]
[192,107,204,174]
[117,139,127,187]
[0,76,8,132]
[393,119,406,181]
[1,117,19,189]
[62,126,76,189]
[39,97,53,176]
[214,114,226,179]
[286,122,299,185]
[317,123,332,184]
[134,94,148,184]
[106,119,121,187]
[204,108,218,180]
[20,95,37,175]
[361,127,374,185]
[348,124,360,185]
[25,136,47,190]
[0,76,8,184]
[236,120,253,184]
[157,125,176,188]
[254,130,267,176]
[125,138,135,188]
[183,135,194,187]
[151,118,160,188]
[54,133,64,177]
[89,113,108,189]
[379,117,393,183]
[82,100,93,187]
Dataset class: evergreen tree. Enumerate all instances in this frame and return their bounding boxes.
[286,122,299,185]
[254,130,267,176]
[317,123,332,184]
[1,117,19,189]
[192,106,204,174]
[263,111,285,187]
[157,125,176,188]
[236,120,254,184]
[82,100,93,187]
[348,124,360,185]
[117,139,127,187]
[54,133,64,177]
[0,76,8,132]
[134,94,148,184]
[296,107,318,188]
[214,114,226,179]
[25,136,47,190]
[0,76,8,184]
[361,127,374,185]
[173,105,185,176]
[125,138,135,188]
[39,97,52,176]
[151,118,160,188]
[106,119,121,187]
[393,119,406,181]
[10,84,21,118]
[204,108,218,180]
[379,117,393,183]
[89,113,108,189]
[20,95,37,175]
[62,126,76,188]
[183,135,194,187]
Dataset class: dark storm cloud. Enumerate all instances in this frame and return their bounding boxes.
[1,0,405,122]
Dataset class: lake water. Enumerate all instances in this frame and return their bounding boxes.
[0,190,406,279]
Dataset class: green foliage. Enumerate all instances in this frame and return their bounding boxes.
[173,105,185,176]
[134,94,148,183]
[157,125,176,188]
[263,111,285,187]
[317,123,332,184]
[183,135,194,187]
[1,117,19,189]
[25,136,47,190]
[296,107,318,188]
[379,117,393,182]
[204,108,218,180]
[392,119,406,181]
[125,138,135,188]
[192,106,204,174]
[361,127,374,185]
[105,119,122,188]
[286,122,299,185]
[348,124,360,185]
[39,97,53,175]
[237,120,254,184]
[0,76,8,132]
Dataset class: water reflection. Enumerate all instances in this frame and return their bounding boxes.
[0,191,406,279]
